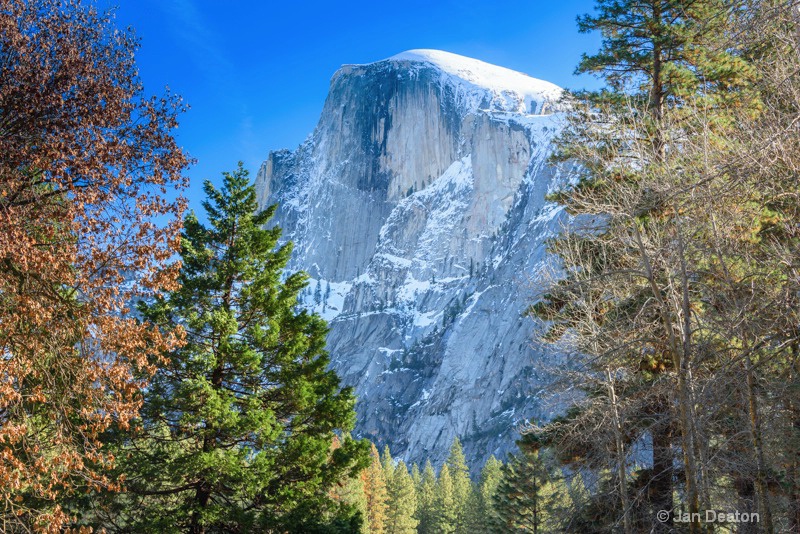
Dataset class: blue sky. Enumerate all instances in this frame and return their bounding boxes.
[110,0,601,208]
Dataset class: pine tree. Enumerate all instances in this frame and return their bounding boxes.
[445,438,472,532]
[537,458,572,533]
[331,477,369,534]
[362,443,389,534]
[100,164,369,532]
[385,460,418,534]
[330,436,370,534]
[415,460,438,534]
[462,485,482,534]
[434,464,457,534]
[491,449,551,533]
[381,445,395,483]
[468,455,502,531]
[410,463,421,486]
[314,279,322,305]
[534,0,765,532]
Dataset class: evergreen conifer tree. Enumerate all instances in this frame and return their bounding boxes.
[434,464,457,533]
[330,436,370,534]
[99,164,369,533]
[469,455,503,531]
[314,280,322,305]
[410,463,421,487]
[331,478,369,534]
[385,460,418,534]
[415,460,438,534]
[445,438,472,532]
[361,443,389,534]
[381,445,395,483]
[491,449,550,533]
[462,485,482,533]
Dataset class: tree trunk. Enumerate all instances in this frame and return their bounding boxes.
[734,475,758,534]
[190,347,225,533]
[606,367,633,534]
[744,352,774,533]
[632,223,701,533]
[650,401,673,533]
[650,0,665,161]
[190,480,212,534]
[789,342,800,532]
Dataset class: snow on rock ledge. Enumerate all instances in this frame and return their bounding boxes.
[256,49,568,470]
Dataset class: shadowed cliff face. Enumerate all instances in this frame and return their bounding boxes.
[255,50,569,470]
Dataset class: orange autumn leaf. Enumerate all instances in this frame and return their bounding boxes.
[0,0,189,530]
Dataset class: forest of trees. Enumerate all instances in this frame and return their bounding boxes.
[528,0,800,531]
[319,437,582,534]
[0,0,798,532]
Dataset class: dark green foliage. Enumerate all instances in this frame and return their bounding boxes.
[441,295,472,329]
[415,460,438,534]
[490,448,552,533]
[329,438,371,534]
[96,163,369,532]
[433,464,457,533]
[468,455,503,532]
[444,438,471,532]
[385,459,418,534]
[576,0,757,118]
[314,279,323,304]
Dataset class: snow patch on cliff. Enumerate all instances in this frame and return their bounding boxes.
[258,49,569,469]
[302,278,352,322]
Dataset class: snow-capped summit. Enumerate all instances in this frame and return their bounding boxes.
[385,49,562,113]
[334,49,563,117]
[256,51,567,469]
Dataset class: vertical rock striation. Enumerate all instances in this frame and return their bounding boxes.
[255,49,568,469]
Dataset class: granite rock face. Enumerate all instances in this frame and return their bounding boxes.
[255,50,568,469]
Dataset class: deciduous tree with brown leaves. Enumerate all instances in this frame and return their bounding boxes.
[0,0,188,530]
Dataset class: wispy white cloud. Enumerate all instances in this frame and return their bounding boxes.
[158,0,236,89]
[155,0,259,167]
